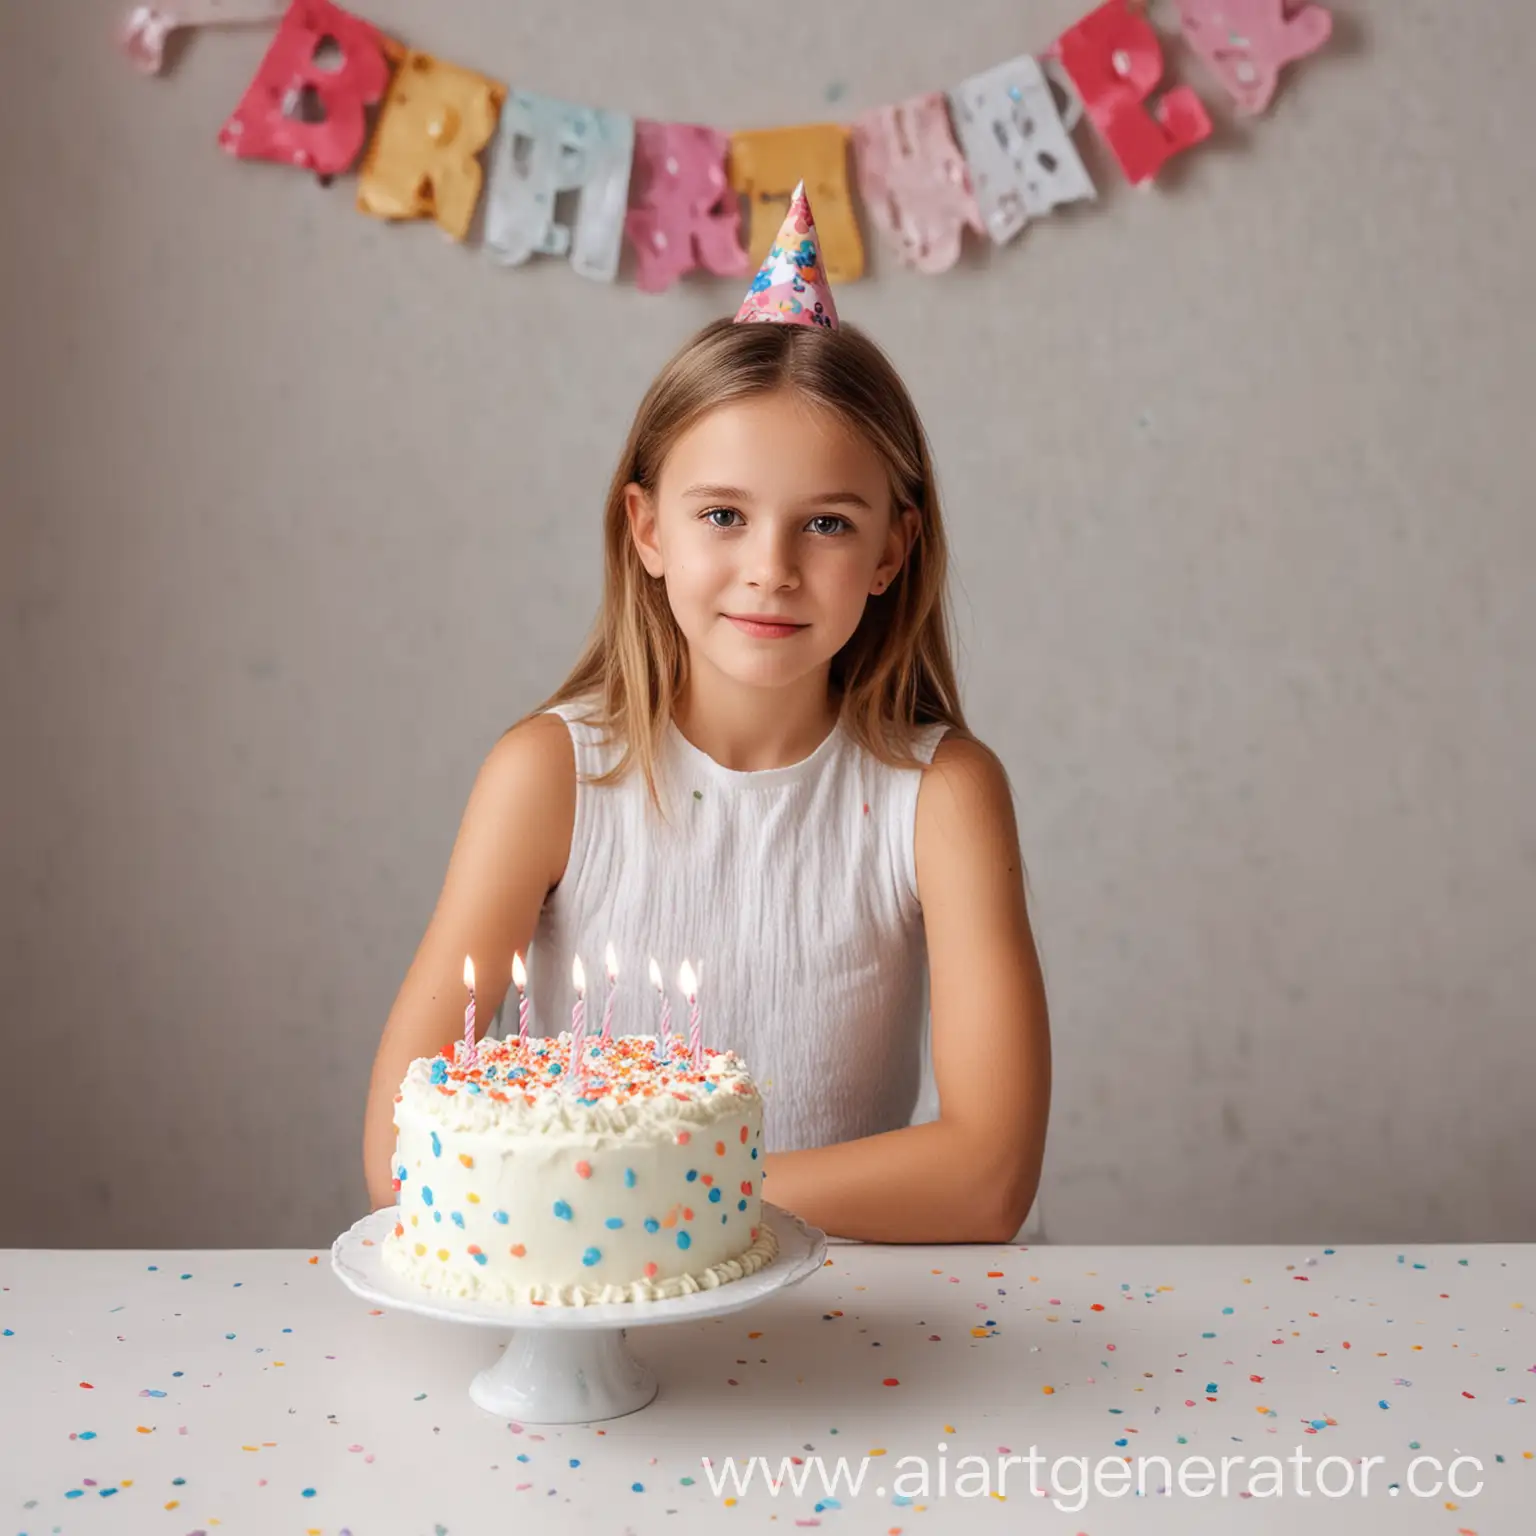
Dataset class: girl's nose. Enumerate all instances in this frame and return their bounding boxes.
[744,529,799,588]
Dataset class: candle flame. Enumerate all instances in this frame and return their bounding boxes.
[648,956,662,990]
[572,953,586,992]
[605,941,619,979]
[463,955,475,989]
[511,951,526,988]
[678,958,697,998]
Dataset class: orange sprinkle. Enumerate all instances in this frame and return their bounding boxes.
[509,1244,526,1258]
[459,1153,475,1169]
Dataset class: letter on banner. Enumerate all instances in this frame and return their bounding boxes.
[1052,0,1212,185]
[625,122,751,294]
[484,94,635,282]
[356,51,505,242]
[1174,0,1332,115]
[728,126,863,284]
[217,0,391,177]
[944,58,1095,247]
[850,93,984,275]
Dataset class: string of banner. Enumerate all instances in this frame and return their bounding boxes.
[123,0,1334,291]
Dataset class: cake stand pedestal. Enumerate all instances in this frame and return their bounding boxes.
[331,1204,828,1424]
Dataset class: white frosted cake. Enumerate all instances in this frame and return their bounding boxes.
[382,1032,778,1305]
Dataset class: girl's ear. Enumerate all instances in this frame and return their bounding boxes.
[875,504,920,590]
[625,483,664,577]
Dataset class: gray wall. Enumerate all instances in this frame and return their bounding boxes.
[3,1,1532,1248]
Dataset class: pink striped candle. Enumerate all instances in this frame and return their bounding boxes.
[599,942,619,1046]
[511,951,530,1046]
[679,959,701,1069]
[648,956,672,1049]
[461,955,477,1068]
[569,953,587,1080]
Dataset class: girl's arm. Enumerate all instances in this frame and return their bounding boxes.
[763,735,1051,1243]
[360,714,575,1211]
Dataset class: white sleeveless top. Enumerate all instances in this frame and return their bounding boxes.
[515,698,951,1155]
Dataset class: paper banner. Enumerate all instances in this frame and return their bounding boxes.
[849,93,983,275]
[484,94,635,281]
[1174,0,1332,115]
[356,50,505,242]
[624,123,751,294]
[216,0,391,177]
[944,58,1095,247]
[121,1,286,75]
[728,126,864,284]
[1052,0,1212,185]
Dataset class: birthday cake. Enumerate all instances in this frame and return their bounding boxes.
[381,1033,779,1305]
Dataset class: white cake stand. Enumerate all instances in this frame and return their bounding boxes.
[331,1203,828,1424]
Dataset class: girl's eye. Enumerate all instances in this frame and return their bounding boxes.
[702,507,742,529]
[807,515,853,537]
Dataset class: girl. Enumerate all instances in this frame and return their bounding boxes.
[363,186,1050,1244]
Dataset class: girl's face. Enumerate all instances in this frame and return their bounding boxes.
[625,390,916,694]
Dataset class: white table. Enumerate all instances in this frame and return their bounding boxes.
[3,1239,1531,1533]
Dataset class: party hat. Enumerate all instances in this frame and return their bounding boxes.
[733,180,839,330]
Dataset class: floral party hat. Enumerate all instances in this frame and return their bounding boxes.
[733,179,839,330]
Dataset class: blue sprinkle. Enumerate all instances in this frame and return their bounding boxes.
[173,1478,185,1486]
[708,1188,722,1204]
[100,1488,119,1498]
[624,1168,637,1188]
[721,1213,728,1224]
[302,1487,316,1497]
[1206,1382,1218,1393]
[553,1200,573,1221]
[396,1165,408,1181]
[430,1060,447,1084]
[582,1247,602,1266]
[431,1132,442,1157]
[737,1199,747,1212]
[422,1187,434,1207]
[493,1210,509,1224]
[1115,1437,1128,1447]
[79,1431,97,1440]
[145,1388,167,1397]
[472,1251,488,1266]
[686,1170,698,1182]
[644,1218,659,1234]
[677,1231,692,1250]
[65,1489,84,1499]
[433,1211,442,1224]
[1379,1399,1390,1409]
[632,1481,645,1492]
[569,1457,581,1468]
[1222,1306,1235,1314]
[451,1212,465,1229]
[605,1217,624,1230]
[1310,1419,1327,1430]
[2,1329,11,1337]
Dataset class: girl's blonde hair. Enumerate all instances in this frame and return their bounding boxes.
[514,316,971,818]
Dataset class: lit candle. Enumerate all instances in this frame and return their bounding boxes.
[511,951,530,1046]
[599,942,619,1046]
[648,956,671,1048]
[569,953,587,1079]
[679,958,701,1070]
[461,954,477,1068]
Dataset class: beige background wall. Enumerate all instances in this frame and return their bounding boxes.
[3,1,1532,1248]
